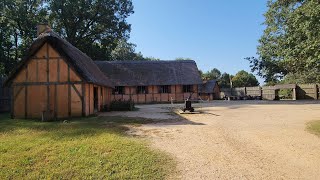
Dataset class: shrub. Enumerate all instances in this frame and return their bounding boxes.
[110,99,135,111]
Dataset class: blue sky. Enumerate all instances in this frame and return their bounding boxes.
[127,0,268,84]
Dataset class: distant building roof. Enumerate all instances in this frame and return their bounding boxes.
[199,80,219,93]
[5,31,113,87]
[95,60,203,86]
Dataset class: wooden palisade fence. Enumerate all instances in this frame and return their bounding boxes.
[220,84,319,100]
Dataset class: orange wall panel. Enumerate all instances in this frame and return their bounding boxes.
[35,43,48,58]
[48,45,60,58]
[27,60,37,82]
[38,60,47,82]
[70,68,81,81]
[49,85,56,114]
[71,86,82,117]
[27,85,47,118]
[59,59,68,82]
[49,59,58,82]
[13,68,26,83]
[89,84,94,114]
[13,86,25,118]
[57,85,69,118]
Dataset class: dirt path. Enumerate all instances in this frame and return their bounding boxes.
[104,101,320,179]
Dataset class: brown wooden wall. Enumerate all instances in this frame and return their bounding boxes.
[112,85,199,104]
[199,84,220,100]
[11,43,111,120]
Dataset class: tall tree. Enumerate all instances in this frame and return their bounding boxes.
[232,70,259,87]
[0,0,47,75]
[49,0,134,60]
[203,68,221,80]
[219,73,233,88]
[110,39,144,60]
[247,0,320,83]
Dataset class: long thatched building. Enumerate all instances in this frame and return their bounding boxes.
[4,25,218,119]
[95,60,203,103]
[4,25,113,120]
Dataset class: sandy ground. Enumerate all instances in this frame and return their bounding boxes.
[102,101,320,179]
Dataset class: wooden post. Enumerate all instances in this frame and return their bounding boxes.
[152,85,154,102]
[68,65,71,117]
[46,43,50,118]
[82,83,86,116]
[11,86,14,119]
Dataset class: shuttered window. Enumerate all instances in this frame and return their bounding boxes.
[159,85,171,93]
[113,86,124,94]
[137,86,148,94]
[183,85,193,93]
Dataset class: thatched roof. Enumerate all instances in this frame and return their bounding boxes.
[95,60,202,86]
[199,80,219,93]
[4,31,113,87]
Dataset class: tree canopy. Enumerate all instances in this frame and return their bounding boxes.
[232,70,259,87]
[247,0,320,84]
[0,0,135,76]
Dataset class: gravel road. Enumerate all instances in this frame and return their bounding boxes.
[104,101,320,179]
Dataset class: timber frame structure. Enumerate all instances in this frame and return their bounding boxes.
[95,60,203,103]
[4,29,113,120]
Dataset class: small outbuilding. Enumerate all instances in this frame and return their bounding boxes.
[4,25,113,120]
[198,80,220,100]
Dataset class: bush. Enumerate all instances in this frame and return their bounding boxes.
[110,99,135,111]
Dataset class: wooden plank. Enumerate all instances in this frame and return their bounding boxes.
[27,59,37,82]
[13,86,24,100]
[36,58,39,82]
[27,85,47,118]
[72,84,82,99]
[71,85,82,117]
[11,87,14,118]
[13,68,26,83]
[49,59,58,82]
[48,44,60,58]
[54,84,57,119]
[37,60,47,82]
[57,58,60,82]
[13,86,25,118]
[82,83,86,116]
[25,66,28,118]
[46,43,50,115]
[68,84,71,117]
[59,59,68,82]
[69,68,81,82]
[57,85,68,118]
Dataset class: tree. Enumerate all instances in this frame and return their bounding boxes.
[231,70,259,87]
[0,0,47,75]
[219,73,233,88]
[247,0,320,83]
[202,68,221,80]
[110,39,144,60]
[0,0,135,76]
[49,0,134,60]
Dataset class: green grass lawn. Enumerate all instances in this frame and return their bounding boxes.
[306,120,320,137]
[0,114,174,179]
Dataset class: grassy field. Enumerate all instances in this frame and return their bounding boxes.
[306,120,320,137]
[0,114,174,179]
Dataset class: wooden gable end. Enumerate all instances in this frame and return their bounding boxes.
[13,43,82,84]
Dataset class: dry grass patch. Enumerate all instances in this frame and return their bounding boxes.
[306,120,320,137]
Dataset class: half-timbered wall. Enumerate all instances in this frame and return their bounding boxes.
[11,43,111,119]
[112,85,199,104]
